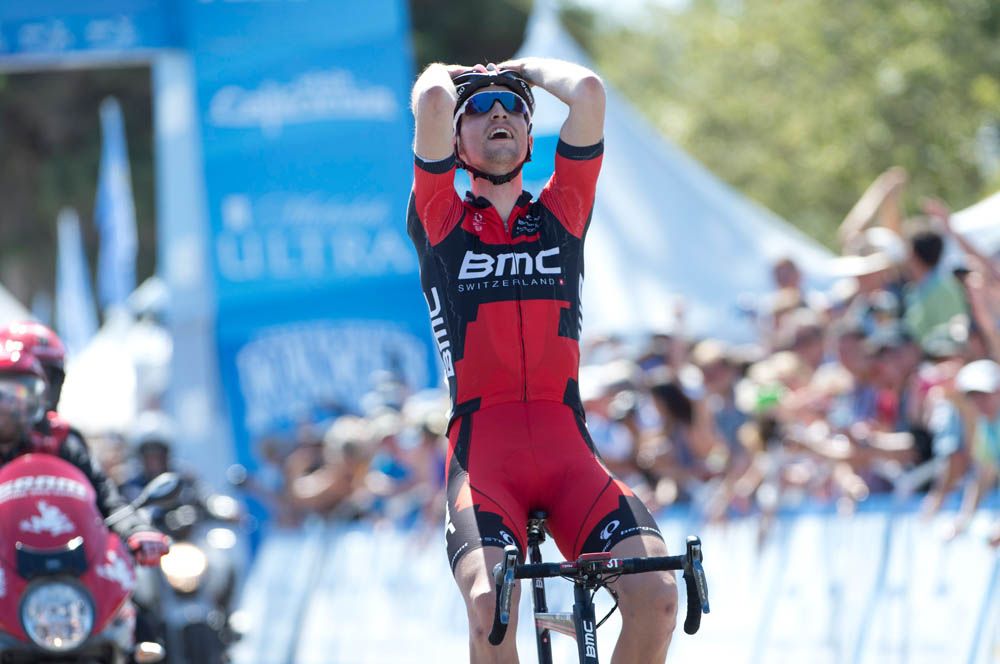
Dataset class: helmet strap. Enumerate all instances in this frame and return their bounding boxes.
[454,133,533,186]
[456,159,524,185]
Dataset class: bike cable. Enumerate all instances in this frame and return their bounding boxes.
[594,583,622,629]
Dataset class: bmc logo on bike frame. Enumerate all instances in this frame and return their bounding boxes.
[582,619,597,660]
[458,248,561,280]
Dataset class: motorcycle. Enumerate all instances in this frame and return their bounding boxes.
[135,481,246,664]
[0,453,176,664]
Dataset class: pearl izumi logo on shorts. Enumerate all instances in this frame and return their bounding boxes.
[600,519,621,541]
[458,247,561,280]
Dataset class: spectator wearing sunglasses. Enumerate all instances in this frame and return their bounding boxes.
[408,58,678,663]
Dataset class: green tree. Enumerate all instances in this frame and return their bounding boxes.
[584,0,1000,246]
[409,0,530,69]
[6,0,996,313]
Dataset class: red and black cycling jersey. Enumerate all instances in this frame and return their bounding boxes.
[407,139,604,425]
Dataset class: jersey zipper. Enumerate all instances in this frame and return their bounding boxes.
[503,207,529,401]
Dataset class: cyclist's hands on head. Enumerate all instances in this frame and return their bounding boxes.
[446,63,488,79]
[495,57,605,147]
[495,59,530,79]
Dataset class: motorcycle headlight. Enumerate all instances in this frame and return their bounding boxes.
[160,542,207,594]
[20,581,94,651]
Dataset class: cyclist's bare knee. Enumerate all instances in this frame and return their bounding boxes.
[618,568,678,628]
[609,536,678,630]
[454,547,521,651]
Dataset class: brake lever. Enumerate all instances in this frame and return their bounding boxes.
[682,535,710,635]
[488,545,520,646]
[690,557,710,614]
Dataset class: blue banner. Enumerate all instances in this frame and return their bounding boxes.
[0,0,178,58]
[0,0,438,494]
[184,0,435,470]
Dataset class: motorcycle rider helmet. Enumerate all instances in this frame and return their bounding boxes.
[0,321,66,412]
[0,348,48,429]
[452,66,535,185]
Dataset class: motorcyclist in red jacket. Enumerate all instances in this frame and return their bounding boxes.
[0,332,169,566]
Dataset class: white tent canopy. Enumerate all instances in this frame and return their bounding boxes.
[953,189,1000,256]
[513,4,834,340]
[58,278,173,436]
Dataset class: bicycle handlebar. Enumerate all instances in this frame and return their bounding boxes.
[513,553,683,578]
[489,535,710,646]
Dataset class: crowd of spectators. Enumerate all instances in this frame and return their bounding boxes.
[242,167,1000,549]
[240,382,450,531]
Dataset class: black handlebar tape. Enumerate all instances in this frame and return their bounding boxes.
[515,555,685,578]
[514,562,566,578]
[682,570,701,635]
[623,555,685,574]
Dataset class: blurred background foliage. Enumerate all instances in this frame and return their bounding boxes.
[1,0,998,307]
[0,66,155,306]
[583,0,1000,246]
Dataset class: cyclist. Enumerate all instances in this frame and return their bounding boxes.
[408,58,678,662]
[0,333,170,568]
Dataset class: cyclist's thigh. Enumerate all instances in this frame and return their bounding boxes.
[445,405,531,572]
[532,404,663,560]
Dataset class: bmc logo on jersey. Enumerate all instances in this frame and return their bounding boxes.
[458,248,561,280]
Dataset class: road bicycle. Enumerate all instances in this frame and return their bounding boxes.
[488,511,710,663]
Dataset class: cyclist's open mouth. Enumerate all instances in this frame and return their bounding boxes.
[488,127,514,140]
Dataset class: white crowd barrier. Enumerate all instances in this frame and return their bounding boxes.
[231,495,999,664]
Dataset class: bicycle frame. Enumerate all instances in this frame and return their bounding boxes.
[524,523,622,664]
[526,516,555,663]
[492,512,710,664]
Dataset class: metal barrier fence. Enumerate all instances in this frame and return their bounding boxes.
[231,495,999,664]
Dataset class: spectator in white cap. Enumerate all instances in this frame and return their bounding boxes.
[949,359,1000,545]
